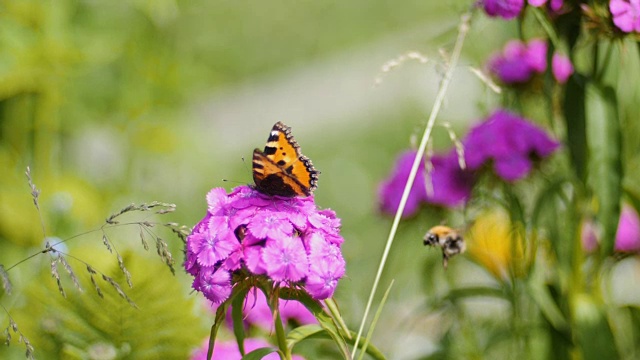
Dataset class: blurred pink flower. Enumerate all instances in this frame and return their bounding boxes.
[481,0,525,19]
[615,204,640,252]
[191,338,305,360]
[581,219,599,253]
[526,39,548,73]
[610,0,640,33]
[551,53,574,84]
[529,0,563,11]
[463,110,560,181]
[378,150,428,217]
[487,39,548,84]
[581,205,640,253]
[378,150,473,217]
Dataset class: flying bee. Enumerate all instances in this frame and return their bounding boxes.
[424,225,466,269]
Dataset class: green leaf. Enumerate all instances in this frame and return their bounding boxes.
[208,301,231,360]
[242,347,280,360]
[286,325,387,360]
[209,281,253,360]
[278,288,350,359]
[324,297,351,339]
[357,280,393,360]
[573,296,619,360]
[443,286,507,303]
[586,84,623,256]
[286,324,327,346]
[563,74,588,182]
[531,176,574,269]
[527,277,569,332]
[232,286,251,355]
[346,330,386,360]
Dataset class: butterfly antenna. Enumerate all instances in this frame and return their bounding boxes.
[241,156,254,179]
[222,156,253,185]
[221,179,245,185]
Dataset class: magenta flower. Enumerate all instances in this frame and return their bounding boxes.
[194,267,232,304]
[610,0,640,33]
[191,338,305,360]
[426,152,475,207]
[481,0,525,19]
[529,0,564,12]
[378,150,428,217]
[615,204,640,252]
[463,110,560,181]
[526,39,548,73]
[305,258,346,300]
[487,39,548,84]
[378,150,473,217]
[185,185,346,302]
[378,111,557,213]
[262,237,310,282]
[551,53,574,84]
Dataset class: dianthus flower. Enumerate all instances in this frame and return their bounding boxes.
[462,110,560,181]
[379,111,557,214]
[185,186,346,303]
[191,338,305,360]
[615,204,640,252]
[551,53,574,84]
[378,150,473,217]
[581,205,640,253]
[480,0,525,19]
[487,39,548,84]
[378,150,428,217]
[610,0,640,33]
[529,0,564,12]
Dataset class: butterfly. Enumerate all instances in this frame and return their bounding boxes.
[252,122,319,197]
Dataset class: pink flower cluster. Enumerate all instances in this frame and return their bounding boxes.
[487,39,574,85]
[480,0,564,19]
[462,110,561,181]
[185,186,345,303]
[378,150,474,216]
[378,110,560,216]
[191,338,305,360]
[610,0,640,33]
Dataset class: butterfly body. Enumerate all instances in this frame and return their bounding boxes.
[252,122,319,197]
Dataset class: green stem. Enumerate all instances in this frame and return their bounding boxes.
[592,41,600,81]
[272,296,291,360]
[351,11,472,359]
[531,7,561,49]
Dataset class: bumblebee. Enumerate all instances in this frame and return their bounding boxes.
[424,225,466,268]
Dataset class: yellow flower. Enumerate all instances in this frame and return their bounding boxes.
[467,210,525,280]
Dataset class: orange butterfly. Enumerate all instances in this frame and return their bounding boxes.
[252,122,319,197]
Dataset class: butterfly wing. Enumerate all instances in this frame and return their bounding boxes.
[252,122,319,197]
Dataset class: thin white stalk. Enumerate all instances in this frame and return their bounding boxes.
[351,12,472,359]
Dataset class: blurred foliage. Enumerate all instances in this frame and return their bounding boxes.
[0,249,203,359]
